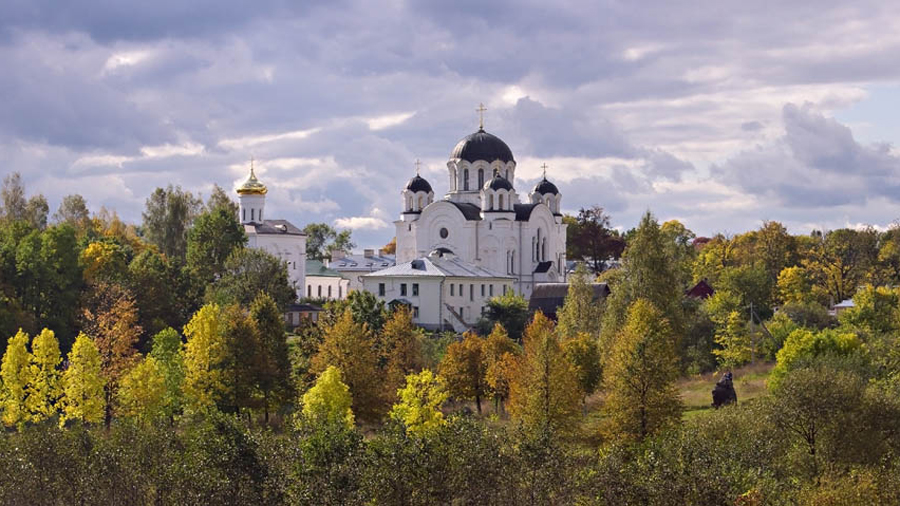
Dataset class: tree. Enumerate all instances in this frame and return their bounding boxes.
[59,333,106,425]
[220,304,259,414]
[566,206,625,273]
[804,228,878,304]
[756,221,796,281]
[311,310,383,422]
[186,206,246,286]
[25,328,61,423]
[389,369,448,437]
[117,356,167,422]
[129,249,197,339]
[508,312,580,435]
[80,283,141,425]
[602,299,682,441]
[24,195,48,231]
[713,310,753,369]
[661,219,697,288]
[52,194,91,234]
[183,304,229,415]
[556,263,604,340]
[562,332,602,413]
[482,323,520,412]
[770,328,863,388]
[141,185,202,261]
[303,223,355,261]
[1,330,32,428]
[301,365,355,429]
[381,237,397,255]
[477,291,530,342]
[149,327,185,419]
[777,266,813,304]
[205,184,238,215]
[250,292,292,423]
[80,241,129,285]
[379,306,424,402]
[1,172,27,224]
[205,247,296,310]
[440,332,487,414]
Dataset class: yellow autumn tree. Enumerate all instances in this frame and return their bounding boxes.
[59,333,106,425]
[507,312,580,435]
[25,328,62,422]
[389,369,448,437]
[117,356,167,422]
[183,303,229,415]
[1,330,32,428]
[379,306,424,403]
[300,365,355,429]
[602,299,682,441]
[440,331,487,414]
[482,323,520,413]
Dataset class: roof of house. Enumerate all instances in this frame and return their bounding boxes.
[245,219,305,236]
[306,259,344,278]
[329,253,396,271]
[686,279,715,299]
[528,282,611,319]
[833,298,856,309]
[534,261,553,274]
[286,303,323,312]
[363,255,514,280]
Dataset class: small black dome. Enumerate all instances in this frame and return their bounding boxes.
[532,177,559,195]
[484,173,514,191]
[450,129,515,164]
[405,174,432,193]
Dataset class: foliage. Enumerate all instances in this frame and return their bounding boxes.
[714,310,753,369]
[602,298,682,441]
[482,323,520,410]
[129,249,196,339]
[770,328,863,388]
[149,327,185,419]
[117,356,167,422]
[141,185,202,261]
[440,331,487,413]
[389,369,448,436]
[565,205,625,273]
[186,205,246,286]
[80,241,129,284]
[25,328,62,423]
[303,222,355,261]
[378,306,424,402]
[562,332,602,409]
[555,263,604,340]
[777,265,813,304]
[322,290,388,333]
[476,291,530,342]
[250,292,293,421]
[1,330,32,428]
[183,303,229,415]
[206,247,297,311]
[59,333,106,425]
[301,365,355,429]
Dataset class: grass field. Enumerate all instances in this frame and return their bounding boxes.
[678,362,773,420]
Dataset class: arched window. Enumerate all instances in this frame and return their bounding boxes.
[532,237,536,261]
[451,169,457,190]
[307,285,311,297]
[499,194,504,210]
[328,286,332,298]
[464,169,470,191]
[488,194,494,210]
[251,208,255,221]
[317,285,322,297]
[511,251,515,274]
[242,208,246,221]
[478,168,484,188]
[339,286,342,299]
[407,195,412,210]
[418,195,424,210]
[542,239,547,262]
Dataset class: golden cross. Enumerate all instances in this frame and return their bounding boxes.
[476,102,487,130]
[415,158,422,176]
[250,156,256,176]
[540,163,549,179]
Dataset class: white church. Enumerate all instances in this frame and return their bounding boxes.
[393,120,567,299]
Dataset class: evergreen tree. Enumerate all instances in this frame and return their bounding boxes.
[508,312,580,435]
[183,303,229,415]
[1,330,32,428]
[556,263,603,340]
[59,333,106,425]
[117,356,167,422]
[250,292,292,423]
[602,299,682,441]
[149,327,185,419]
[440,332,487,414]
[300,365,355,429]
[311,310,383,422]
[389,369,448,437]
[25,328,61,423]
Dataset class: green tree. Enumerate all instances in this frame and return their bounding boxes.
[777,265,813,304]
[52,194,92,234]
[556,263,603,340]
[379,306,424,402]
[322,290,388,333]
[303,223,355,261]
[80,241,129,285]
[250,292,292,423]
[301,365,355,429]
[389,369,448,437]
[477,291,530,342]
[204,184,239,215]
[59,333,106,425]
[770,328,863,388]
[186,206,246,286]
[25,328,61,423]
[440,332,487,414]
[1,330,32,428]
[311,310,383,422]
[562,332,602,413]
[141,185,202,261]
[183,304,229,415]
[206,247,296,310]
[129,249,196,339]
[0,172,27,224]
[565,205,625,273]
[117,356,167,422]
[508,312,580,435]
[713,310,753,369]
[220,304,259,414]
[602,299,682,441]
[149,327,185,419]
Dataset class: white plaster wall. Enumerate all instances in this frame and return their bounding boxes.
[305,275,349,300]
[247,233,307,298]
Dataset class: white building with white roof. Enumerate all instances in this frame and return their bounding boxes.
[362,249,515,332]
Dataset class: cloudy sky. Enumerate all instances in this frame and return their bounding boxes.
[3,0,900,247]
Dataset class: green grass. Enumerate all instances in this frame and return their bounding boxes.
[678,362,773,420]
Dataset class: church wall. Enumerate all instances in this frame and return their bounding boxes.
[249,233,307,299]
[304,275,349,301]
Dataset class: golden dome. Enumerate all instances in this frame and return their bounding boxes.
[236,161,267,195]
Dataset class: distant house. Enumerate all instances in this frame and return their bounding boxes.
[285,303,322,328]
[528,282,611,320]
[685,279,715,299]
[305,260,351,301]
[830,298,855,316]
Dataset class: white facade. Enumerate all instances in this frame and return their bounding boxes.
[237,165,307,298]
[328,250,396,292]
[395,128,567,299]
[305,260,350,301]
[362,253,515,332]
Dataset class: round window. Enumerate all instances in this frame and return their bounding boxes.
[439,227,449,239]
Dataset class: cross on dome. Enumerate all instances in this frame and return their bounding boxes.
[476,102,487,130]
[415,158,422,176]
[540,163,549,179]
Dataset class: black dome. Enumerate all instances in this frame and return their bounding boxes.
[405,174,433,193]
[450,128,515,164]
[532,177,559,195]
[484,173,514,191]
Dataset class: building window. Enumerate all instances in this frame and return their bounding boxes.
[481,284,485,297]
[328,286,332,298]
[464,168,469,190]
[503,285,507,295]
[459,284,463,296]
[511,252,515,274]
[440,227,449,239]
[459,307,464,320]
[478,168,484,188]
[488,194,494,210]
[378,283,385,296]
[251,208,255,221]
[339,286,343,298]
[401,283,407,296]
[242,208,246,221]
[499,194,504,210]
[413,306,419,318]
[450,284,455,296]
[489,284,494,297]
[317,286,322,297]
[412,283,419,296]
[307,285,311,297]
[469,284,473,301]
